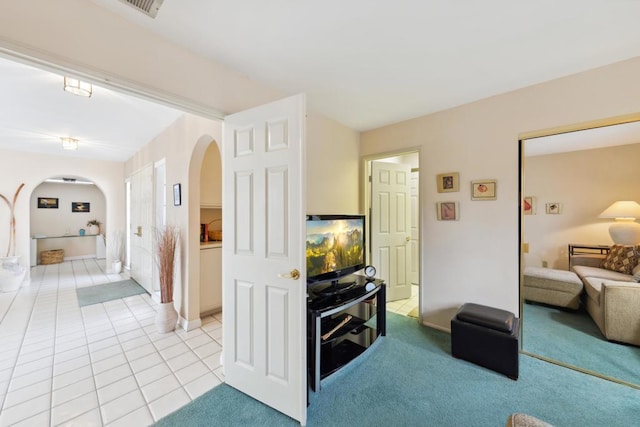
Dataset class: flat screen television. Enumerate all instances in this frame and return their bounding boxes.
[306,214,365,291]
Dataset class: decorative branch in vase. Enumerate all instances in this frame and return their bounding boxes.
[0,183,27,292]
[155,225,180,332]
[0,183,25,257]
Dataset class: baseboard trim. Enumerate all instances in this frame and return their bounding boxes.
[422,320,451,334]
[63,255,97,261]
[179,316,202,332]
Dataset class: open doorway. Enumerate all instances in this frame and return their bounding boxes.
[198,141,223,317]
[29,176,107,267]
[364,151,420,319]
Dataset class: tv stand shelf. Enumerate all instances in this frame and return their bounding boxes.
[307,274,385,391]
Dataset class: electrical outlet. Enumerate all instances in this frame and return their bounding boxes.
[542,260,548,268]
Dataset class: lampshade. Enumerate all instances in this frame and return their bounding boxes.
[63,77,92,97]
[598,201,640,219]
[598,201,640,245]
[61,137,79,151]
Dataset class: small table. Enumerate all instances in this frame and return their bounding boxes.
[568,243,610,270]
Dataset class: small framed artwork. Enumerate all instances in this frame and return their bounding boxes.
[37,197,58,209]
[173,183,182,206]
[471,180,497,201]
[436,201,459,221]
[546,202,561,214]
[437,172,459,193]
[524,196,536,215]
[72,202,90,213]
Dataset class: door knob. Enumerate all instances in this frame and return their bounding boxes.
[406,236,410,242]
[134,226,142,237]
[278,269,300,280]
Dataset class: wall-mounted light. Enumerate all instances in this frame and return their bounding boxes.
[598,200,640,245]
[44,177,94,185]
[61,137,79,150]
[63,77,92,97]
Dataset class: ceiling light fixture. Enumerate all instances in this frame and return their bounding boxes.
[61,137,79,150]
[44,178,94,185]
[63,77,92,97]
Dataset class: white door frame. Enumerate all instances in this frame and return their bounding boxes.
[362,149,422,316]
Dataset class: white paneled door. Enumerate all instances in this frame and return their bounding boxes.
[129,164,154,293]
[410,170,420,285]
[223,94,307,424]
[371,161,412,301]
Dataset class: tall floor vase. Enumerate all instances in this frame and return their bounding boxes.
[156,301,178,333]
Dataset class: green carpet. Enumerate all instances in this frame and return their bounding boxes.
[76,279,147,307]
[155,312,640,426]
[522,302,640,386]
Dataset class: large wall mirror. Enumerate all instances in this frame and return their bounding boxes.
[520,116,640,389]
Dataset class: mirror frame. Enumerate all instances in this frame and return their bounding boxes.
[518,112,640,390]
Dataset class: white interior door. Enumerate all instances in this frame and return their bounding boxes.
[410,170,420,285]
[129,164,154,293]
[223,94,307,424]
[371,161,412,301]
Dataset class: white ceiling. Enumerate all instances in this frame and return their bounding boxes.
[4,1,640,161]
[90,0,640,131]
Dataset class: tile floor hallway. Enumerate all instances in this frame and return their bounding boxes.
[0,259,224,426]
[386,284,419,317]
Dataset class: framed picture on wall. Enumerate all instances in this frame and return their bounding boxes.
[471,180,497,200]
[72,202,90,213]
[524,196,536,215]
[437,172,459,193]
[436,201,459,221]
[37,197,58,209]
[173,183,181,206]
[546,202,561,214]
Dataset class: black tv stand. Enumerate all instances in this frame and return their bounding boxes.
[315,279,357,296]
[307,274,385,391]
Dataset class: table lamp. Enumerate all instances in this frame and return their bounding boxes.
[598,200,640,245]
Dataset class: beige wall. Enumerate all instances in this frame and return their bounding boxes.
[306,111,361,214]
[524,143,640,270]
[361,56,640,330]
[0,149,124,277]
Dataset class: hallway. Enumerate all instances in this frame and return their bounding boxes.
[386,284,419,318]
[0,259,223,426]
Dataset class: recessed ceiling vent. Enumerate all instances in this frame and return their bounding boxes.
[118,0,164,18]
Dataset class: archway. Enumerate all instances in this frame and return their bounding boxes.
[29,175,107,267]
[187,135,222,322]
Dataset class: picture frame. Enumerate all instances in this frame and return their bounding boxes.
[524,196,536,215]
[546,202,561,214]
[471,179,497,201]
[37,197,58,209]
[173,183,182,206]
[437,172,459,193]
[436,201,459,221]
[72,202,90,213]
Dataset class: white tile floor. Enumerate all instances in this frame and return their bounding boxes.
[0,259,224,426]
[386,284,419,317]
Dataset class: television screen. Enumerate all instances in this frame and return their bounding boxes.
[306,214,365,284]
